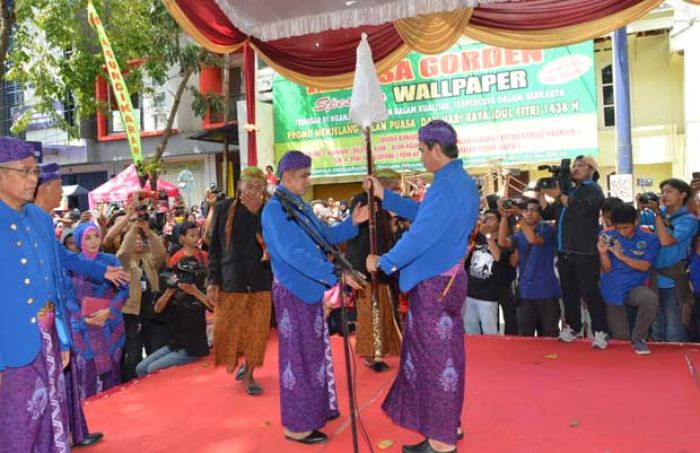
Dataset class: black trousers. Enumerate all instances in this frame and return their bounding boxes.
[499,282,518,336]
[121,314,142,382]
[557,252,608,334]
[517,297,560,337]
[121,313,170,382]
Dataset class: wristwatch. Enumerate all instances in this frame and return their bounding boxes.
[374,255,382,270]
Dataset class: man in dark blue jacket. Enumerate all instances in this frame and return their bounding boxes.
[540,156,609,349]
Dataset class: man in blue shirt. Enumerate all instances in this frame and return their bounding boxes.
[366,120,479,453]
[639,178,698,342]
[690,234,700,341]
[498,198,561,337]
[598,205,660,354]
[262,151,367,445]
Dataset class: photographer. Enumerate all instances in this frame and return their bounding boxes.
[202,186,222,246]
[464,209,510,335]
[498,199,561,337]
[103,205,135,253]
[117,218,168,381]
[639,178,698,342]
[538,156,608,348]
[598,205,660,354]
[636,192,659,229]
[136,222,211,376]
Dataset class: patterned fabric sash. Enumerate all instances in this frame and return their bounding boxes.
[225,198,239,251]
[39,313,70,453]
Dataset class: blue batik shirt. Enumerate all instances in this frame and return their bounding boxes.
[600,228,660,305]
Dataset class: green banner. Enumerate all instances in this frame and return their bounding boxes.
[274,41,598,177]
[87,0,142,164]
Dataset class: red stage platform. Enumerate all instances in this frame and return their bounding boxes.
[83,335,700,453]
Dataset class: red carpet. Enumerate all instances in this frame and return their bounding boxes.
[83,335,700,453]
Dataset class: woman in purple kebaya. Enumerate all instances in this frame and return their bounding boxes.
[65,222,128,398]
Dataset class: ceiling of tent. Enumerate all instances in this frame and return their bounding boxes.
[210,0,488,41]
[164,0,678,88]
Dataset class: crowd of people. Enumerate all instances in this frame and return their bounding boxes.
[2,125,700,453]
[462,161,700,357]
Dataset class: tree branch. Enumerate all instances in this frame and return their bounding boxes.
[0,2,16,83]
[148,51,204,189]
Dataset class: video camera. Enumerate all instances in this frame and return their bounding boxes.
[164,257,208,290]
[536,158,574,195]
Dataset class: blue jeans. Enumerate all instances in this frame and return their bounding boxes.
[651,288,689,342]
[135,346,198,377]
[463,297,499,335]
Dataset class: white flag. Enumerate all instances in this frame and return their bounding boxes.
[349,33,388,129]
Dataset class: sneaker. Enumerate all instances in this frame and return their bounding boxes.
[558,327,582,343]
[632,339,651,355]
[592,331,608,350]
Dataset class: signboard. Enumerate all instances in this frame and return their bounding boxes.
[273,41,598,177]
[87,0,142,164]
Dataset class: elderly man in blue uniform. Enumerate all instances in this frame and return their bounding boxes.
[365,120,479,453]
[262,150,368,445]
[0,139,126,452]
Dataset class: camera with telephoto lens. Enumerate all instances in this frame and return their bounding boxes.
[209,184,226,201]
[638,192,659,205]
[536,158,574,195]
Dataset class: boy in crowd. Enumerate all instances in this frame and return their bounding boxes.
[464,209,509,335]
[640,178,698,342]
[598,205,660,354]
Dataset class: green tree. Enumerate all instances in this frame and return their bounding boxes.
[7,0,222,187]
[0,1,16,85]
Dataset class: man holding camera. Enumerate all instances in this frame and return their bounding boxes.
[498,199,561,337]
[539,156,608,348]
[598,205,660,354]
[136,221,212,376]
[638,178,698,342]
[207,167,272,396]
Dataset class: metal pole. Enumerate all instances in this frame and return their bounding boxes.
[222,52,231,195]
[613,27,633,175]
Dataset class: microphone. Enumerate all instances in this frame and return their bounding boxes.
[274,187,304,211]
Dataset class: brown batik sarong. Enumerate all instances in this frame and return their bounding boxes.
[213,291,272,371]
[355,283,402,359]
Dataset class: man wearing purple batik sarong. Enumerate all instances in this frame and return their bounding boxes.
[366,120,479,453]
[262,150,368,445]
[0,138,127,452]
